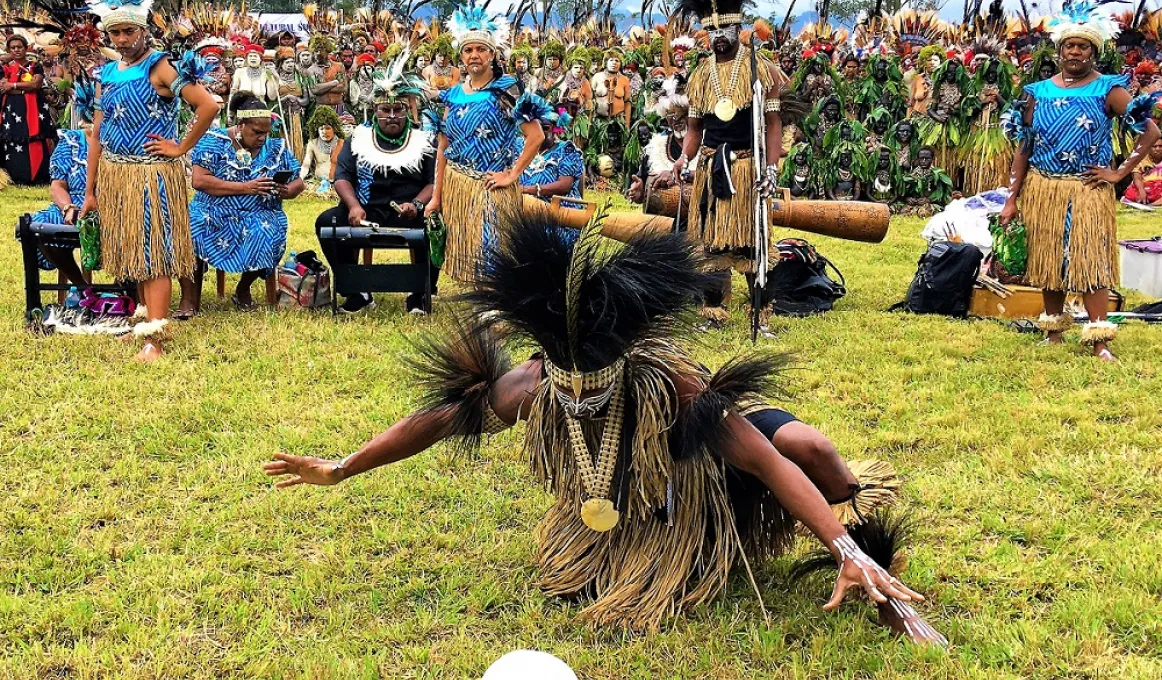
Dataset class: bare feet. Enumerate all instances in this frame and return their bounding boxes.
[1094,344,1118,362]
[878,598,947,646]
[134,340,164,363]
[1043,330,1065,345]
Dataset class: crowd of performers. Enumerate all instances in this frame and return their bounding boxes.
[7,2,1162,213]
[4,0,1159,647]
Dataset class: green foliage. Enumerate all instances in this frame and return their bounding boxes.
[2,185,1162,678]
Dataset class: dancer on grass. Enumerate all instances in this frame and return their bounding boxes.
[80,0,219,362]
[264,211,945,644]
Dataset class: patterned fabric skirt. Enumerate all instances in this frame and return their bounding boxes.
[190,201,288,274]
[29,204,70,271]
[97,154,195,281]
[1018,170,1119,293]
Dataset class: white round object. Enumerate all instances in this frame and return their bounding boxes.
[482,651,577,680]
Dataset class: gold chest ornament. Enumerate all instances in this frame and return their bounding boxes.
[714,97,737,122]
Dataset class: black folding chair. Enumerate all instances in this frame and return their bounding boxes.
[16,213,136,321]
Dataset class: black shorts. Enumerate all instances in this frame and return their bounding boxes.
[745,408,799,440]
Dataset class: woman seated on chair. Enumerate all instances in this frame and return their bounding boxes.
[519,109,584,203]
[189,95,304,311]
[29,81,95,288]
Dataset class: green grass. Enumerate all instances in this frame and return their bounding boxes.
[2,185,1161,679]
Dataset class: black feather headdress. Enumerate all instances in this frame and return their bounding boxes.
[459,209,716,374]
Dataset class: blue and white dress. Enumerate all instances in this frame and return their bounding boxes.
[189,131,300,273]
[436,75,551,281]
[519,140,584,201]
[1005,74,1156,292]
[440,74,549,174]
[96,50,201,281]
[31,129,88,270]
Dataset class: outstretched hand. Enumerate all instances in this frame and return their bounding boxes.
[824,546,923,610]
[263,452,344,488]
[823,533,947,646]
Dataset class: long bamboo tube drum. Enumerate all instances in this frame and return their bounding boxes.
[524,189,890,245]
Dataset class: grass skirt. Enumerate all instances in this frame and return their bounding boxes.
[284,112,305,161]
[1017,170,1118,293]
[689,152,758,257]
[526,350,795,631]
[442,163,522,282]
[962,124,1012,196]
[97,154,194,281]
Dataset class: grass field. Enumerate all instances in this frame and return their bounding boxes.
[2,184,1161,679]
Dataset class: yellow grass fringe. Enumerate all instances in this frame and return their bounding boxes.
[689,154,758,253]
[525,344,794,631]
[284,113,305,161]
[699,305,730,323]
[442,163,521,282]
[1080,321,1117,346]
[1017,170,1118,293]
[962,146,1012,197]
[1035,313,1074,334]
[831,459,901,527]
[97,156,194,281]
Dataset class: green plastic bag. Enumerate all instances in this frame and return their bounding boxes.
[988,214,1027,277]
[425,212,446,269]
[77,212,102,272]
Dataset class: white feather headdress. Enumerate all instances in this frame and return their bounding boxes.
[1048,0,1121,51]
[446,1,511,53]
[88,0,153,29]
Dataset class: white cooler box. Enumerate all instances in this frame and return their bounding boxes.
[1120,239,1162,298]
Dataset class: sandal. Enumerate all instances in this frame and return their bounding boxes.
[230,294,257,312]
[173,308,196,321]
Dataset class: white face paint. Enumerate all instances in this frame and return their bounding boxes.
[319,126,334,141]
[606,58,620,73]
[297,52,313,68]
[570,64,584,77]
[416,56,428,70]
[929,55,942,71]
[516,58,528,72]
[234,57,245,70]
[674,53,685,67]
[205,56,220,67]
[280,59,295,74]
[246,53,261,68]
[341,123,355,137]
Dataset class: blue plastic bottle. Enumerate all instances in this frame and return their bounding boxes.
[283,251,297,269]
[65,286,81,308]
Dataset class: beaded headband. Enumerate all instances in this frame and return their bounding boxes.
[236,109,273,120]
[702,13,743,27]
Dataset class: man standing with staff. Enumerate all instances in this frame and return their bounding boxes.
[670,0,788,325]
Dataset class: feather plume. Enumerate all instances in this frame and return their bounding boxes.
[459,211,717,373]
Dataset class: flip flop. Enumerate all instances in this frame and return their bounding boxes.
[173,308,196,321]
[230,294,257,312]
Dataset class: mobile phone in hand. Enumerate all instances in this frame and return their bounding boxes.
[273,170,294,185]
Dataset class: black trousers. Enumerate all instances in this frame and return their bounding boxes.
[315,205,440,300]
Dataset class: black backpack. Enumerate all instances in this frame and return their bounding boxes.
[891,241,983,318]
[760,239,847,317]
